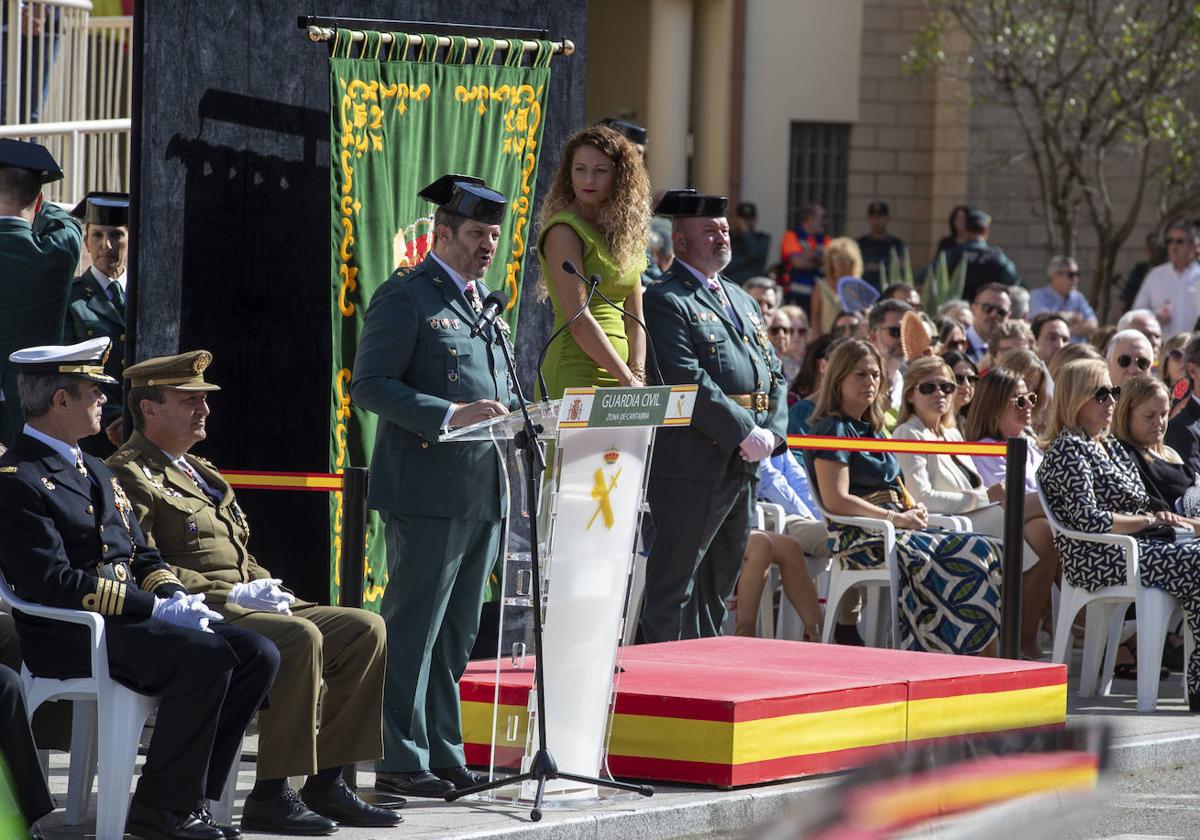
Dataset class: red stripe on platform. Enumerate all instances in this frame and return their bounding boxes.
[904,663,1067,701]
[607,743,903,788]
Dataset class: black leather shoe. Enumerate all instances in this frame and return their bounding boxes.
[126,797,223,840]
[240,790,337,836]
[375,770,454,797]
[1190,691,1200,713]
[300,778,402,827]
[196,802,242,839]
[432,764,487,789]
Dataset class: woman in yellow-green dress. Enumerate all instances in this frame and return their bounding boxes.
[537,125,651,398]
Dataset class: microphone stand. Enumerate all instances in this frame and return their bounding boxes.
[558,262,664,387]
[445,317,654,821]
[533,268,600,401]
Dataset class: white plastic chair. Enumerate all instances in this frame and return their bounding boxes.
[1037,485,1188,711]
[0,572,242,831]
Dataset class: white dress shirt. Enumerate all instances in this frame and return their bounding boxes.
[23,423,85,470]
[1133,260,1200,336]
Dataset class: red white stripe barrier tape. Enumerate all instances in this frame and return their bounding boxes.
[787,434,1007,458]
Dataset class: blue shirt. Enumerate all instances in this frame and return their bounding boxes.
[806,414,902,499]
[1027,284,1096,324]
[757,450,821,520]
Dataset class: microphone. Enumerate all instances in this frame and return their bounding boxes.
[469,289,509,338]
[535,261,603,400]
[559,261,664,386]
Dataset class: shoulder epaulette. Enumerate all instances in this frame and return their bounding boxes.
[107,448,138,466]
[0,466,16,473]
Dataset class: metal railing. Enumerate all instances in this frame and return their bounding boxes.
[2,1,133,201]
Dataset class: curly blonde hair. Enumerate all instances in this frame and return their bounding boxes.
[823,237,863,281]
[537,125,651,274]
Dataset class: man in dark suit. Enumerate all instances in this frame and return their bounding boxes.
[640,190,788,642]
[64,192,129,455]
[0,139,81,446]
[0,338,279,840]
[1167,334,1200,475]
[351,175,516,798]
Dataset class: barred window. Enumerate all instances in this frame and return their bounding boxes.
[787,122,849,235]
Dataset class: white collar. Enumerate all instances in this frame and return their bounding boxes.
[23,423,83,468]
[89,265,126,291]
[428,251,475,295]
[676,258,720,287]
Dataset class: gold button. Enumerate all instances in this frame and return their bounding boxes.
[420,441,430,449]
[101,544,109,553]
[87,329,94,336]
[119,333,125,341]
[114,564,127,581]
[708,333,716,340]
[86,504,94,514]
[449,348,458,356]
[710,347,717,354]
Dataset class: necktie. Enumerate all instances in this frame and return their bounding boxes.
[463,282,483,314]
[707,280,743,334]
[179,459,222,505]
[108,282,125,308]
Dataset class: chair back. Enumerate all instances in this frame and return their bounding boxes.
[1036,481,1139,588]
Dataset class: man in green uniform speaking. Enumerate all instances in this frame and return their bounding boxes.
[0,139,82,447]
[351,174,516,798]
[640,190,788,643]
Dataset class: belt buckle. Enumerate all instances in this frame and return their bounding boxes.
[752,393,768,412]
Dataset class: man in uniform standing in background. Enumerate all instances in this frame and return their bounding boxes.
[640,189,788,643]
[64,191,129,454]
[352,174,516,798]
[0,138,81,447]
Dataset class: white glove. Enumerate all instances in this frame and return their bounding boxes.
[738,427,776,462]
[151,591,222,633]
[228,578,295,615]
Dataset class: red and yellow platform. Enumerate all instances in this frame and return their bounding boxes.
[460,636,1066,788]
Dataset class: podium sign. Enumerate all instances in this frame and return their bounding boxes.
[444,385,695,806]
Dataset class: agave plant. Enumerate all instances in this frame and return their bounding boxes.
[920,251,966,315]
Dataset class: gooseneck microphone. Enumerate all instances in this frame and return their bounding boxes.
[534,260,602,401]
[469,289,510,338]
[559,260,663,386]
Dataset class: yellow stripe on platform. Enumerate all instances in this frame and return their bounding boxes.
[223,472,343,491]
[788,435,1008,457]
[907,684,1067,742]
[611,701,908,765]
[462,701,528,748]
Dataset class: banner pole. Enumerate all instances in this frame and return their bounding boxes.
[1001,437,1026,660]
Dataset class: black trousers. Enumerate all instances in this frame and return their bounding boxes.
[17,615,279,812]
[0,663,54,824]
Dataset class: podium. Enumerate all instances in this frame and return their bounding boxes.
[441,384,698,806]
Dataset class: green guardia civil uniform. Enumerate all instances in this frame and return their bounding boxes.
[351,178,516,775]
[64,268,125,446]
[639,193,786,643]
[536,211,646,398]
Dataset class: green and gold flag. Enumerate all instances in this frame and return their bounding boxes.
[328,30,553,606]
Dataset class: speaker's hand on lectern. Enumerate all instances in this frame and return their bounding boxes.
[450,400,510,428]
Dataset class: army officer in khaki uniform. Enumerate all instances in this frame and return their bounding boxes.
[351,174,516,798]
[107,351,399,835]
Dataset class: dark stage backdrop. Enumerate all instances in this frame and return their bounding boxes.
[134,0,587,602]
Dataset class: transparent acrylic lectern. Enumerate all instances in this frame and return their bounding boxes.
[440,384,698,807]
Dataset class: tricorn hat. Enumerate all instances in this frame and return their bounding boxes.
[418,174,507,225]
[653,189,729,218]
[599,117,648,147]
[71,192,129,226]
[0,138,63,184]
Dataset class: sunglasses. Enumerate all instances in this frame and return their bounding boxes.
[791,327,808,336]
[955,373,979,386]
[979,302,1010,318]
[1094,386,1121,403]
[945,339,968,351]
[1169,349,1185,361]
[1117,354,1152,370]
[1010,393,1038,409]
[884,326,902,339]
[1168,237,1191,246]
[1062,271,1080,278]
[917,381,957,396]
[768,326,789,336]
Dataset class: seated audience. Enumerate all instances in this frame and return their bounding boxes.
[788,333,845,429]
[743,275,778,318]
[996,348,1051,438]
[982,318,1033,368]
[812,237,863,336]
[1160,331,1191,393]
[1107,328,1155,386]
[831,311,866,339]
[966,283,1012,363]
[735,529,824,641]
[0,662,54,839]
[938,298,973,331]
[1031,311,1071,367]
[1113,376,1200,517]
[778,304,809,384]
[1117,308,1164,360]
[1038,358,1200,709]
[882,282,921,310]
[805,339,1002,655]
[1028,255,1098,341]
[867,298,913,414]
[1166,335,1200,475]
[962,367,1060,656]
[896,358,1056,658]
[1048,341,1102,386]
[935,315,968,354]
[1008,285,1030,321]
[939,350,978,424]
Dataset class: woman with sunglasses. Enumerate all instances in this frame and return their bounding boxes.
[963,367,1061,657]
[831,311,867,340]
[1039,359,1200,710]
[1160,332,1191,393]
[939,350,978,423]
[935,316,968,355]
[806,340,1002,655]
[996,348,1051,438]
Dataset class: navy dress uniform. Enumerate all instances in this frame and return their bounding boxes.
[640,191,788,643]
[64,192,129,454]
[351,175,516,796]
[0,139,81,447]
[0,339,279,840]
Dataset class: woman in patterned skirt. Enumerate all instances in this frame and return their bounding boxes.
[805,339,1002,655]
[1038,359,1200,709]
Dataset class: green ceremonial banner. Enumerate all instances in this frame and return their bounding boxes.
[327,30,554,607]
